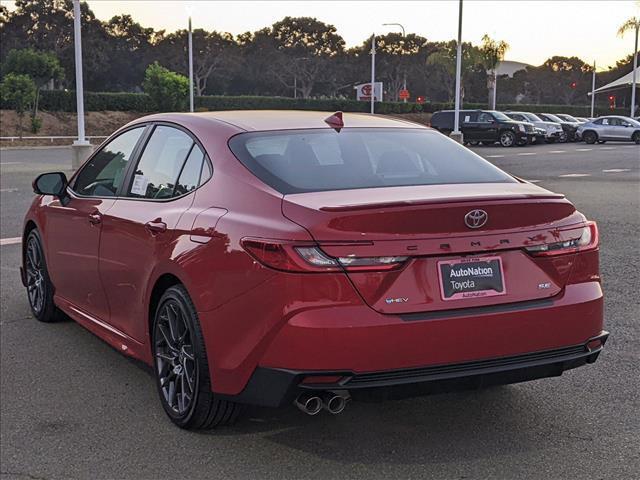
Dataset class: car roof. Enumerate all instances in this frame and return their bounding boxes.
[135,110,426,132]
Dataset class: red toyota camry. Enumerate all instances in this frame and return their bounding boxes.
[22,111,607,429]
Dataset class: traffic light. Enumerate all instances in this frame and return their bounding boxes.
[570,81,577,89]
[608,95,616,110]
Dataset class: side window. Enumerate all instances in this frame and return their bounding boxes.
[477,113,494,123]
[461,112,477,123]
[73,127,144,197]
[174,144,208,196]
[512,114,525,121]
[602,118,610,125]
[128,126,193,199]
[593,119,603,125]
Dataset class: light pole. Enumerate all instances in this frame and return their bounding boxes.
[71,0,92,169]
[188,16,194,112]
[382,23,407,102]
[370,33,376,114]
[452,0,464,143]
[631,22,638,117]
[590,61,596,118]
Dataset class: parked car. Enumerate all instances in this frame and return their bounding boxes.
[574,117,590,123]
[577,115,640,144]
[536,113,580,142]
[23,111,607,430]
[430,109,535,147]
[554,113,582,124]
[504,111,565,143]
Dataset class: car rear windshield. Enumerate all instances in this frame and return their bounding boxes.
[228,128,517,194]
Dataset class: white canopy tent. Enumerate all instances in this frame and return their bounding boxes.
[588,66,639,95]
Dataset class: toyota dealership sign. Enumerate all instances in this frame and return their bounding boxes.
[355,82,383,102]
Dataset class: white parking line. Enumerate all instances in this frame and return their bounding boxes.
[601,147,616,150]
[526,179,541,183]
[559,173,591,177]
[549,150,566,153]
[602,169,631,173]
[0,237,21,246]
[0,188,18,193]
[575,148,593,152]
[516,152,537,156]
[0,162,22,165]
[486,155,505,158]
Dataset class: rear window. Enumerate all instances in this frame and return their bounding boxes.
[228,128,516,194]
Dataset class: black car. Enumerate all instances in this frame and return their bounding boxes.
[537,113,580,142]
[430,110,535,147]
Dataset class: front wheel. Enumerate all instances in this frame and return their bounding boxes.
[152,285,242,430]
[499,131,516,147]
[632,132,640,144]
[558,132,568,143]
[24,229,63,323]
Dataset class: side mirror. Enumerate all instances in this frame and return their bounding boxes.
[33,172,68,197]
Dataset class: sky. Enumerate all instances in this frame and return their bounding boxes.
[2,0,639,70]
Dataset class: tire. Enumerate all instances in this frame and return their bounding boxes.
[583,131,597,145]
[467,140,479,146]
[152,284,242,430]
[632,131,640,144]
[516,139,528,147]
[545,138,556,144]
[24,229,63,323]
[499,130,516,147]
[559,132,568,143]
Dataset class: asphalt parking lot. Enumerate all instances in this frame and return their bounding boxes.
[1,142,639,480]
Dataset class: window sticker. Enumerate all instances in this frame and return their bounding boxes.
[131,174,149,196]
[602,119,609,125]
[464,115,471,122]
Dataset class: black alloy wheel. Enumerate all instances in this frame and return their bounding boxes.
[152,285,242,429]
[583,131,597,145]
[24,229,62,322]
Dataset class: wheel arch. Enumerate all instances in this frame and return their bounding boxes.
[582,129,598,139]
[147,272,184,351]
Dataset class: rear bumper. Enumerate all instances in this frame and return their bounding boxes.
[221,332,608,407]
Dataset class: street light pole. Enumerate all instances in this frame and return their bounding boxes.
[370,33,376,114]
[71,0,92,170]
[631,23,638,117]
[452,0,463,142]
[383,23,407,102]
[590,61,596,118]
[188,16,194,112]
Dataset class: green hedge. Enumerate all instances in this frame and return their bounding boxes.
[0,89,627,117]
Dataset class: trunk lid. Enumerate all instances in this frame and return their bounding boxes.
[282,183,585,314]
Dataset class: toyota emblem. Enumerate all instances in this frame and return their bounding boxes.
[464,209,488,229]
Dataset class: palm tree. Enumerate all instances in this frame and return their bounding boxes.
[618,17,639,117]
[480,34,509,109]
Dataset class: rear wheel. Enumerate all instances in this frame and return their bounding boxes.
[24,229,63,323]
[558,132,568,143]
[583,131,597,144]
[632,131,640,144]
[499,131,516,147]
[152,284,242,430]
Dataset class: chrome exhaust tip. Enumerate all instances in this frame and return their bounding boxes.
[294,393,322,416]
[322,392,348,415]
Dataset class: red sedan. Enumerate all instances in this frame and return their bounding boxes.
[22,111,607,429]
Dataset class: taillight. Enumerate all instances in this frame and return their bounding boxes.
[241,239,408,273]
[525,222,598,257]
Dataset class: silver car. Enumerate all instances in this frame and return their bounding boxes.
[504,111,565,143]
[577,116,640,144]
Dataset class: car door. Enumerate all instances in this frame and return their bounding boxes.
[474,112,498,141]
[460,112,479,140]
[602,118,618,139]
[43,127,146,322]
[98,124,211,341]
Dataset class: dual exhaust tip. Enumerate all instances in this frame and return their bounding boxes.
[295,392,349,415]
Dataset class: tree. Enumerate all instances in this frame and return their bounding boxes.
[2,48,64,117]
[618,17,639,115]
[480,34,509,108]
[0,73,37,138]
[143,62,189,111]
[426,41,484,102]
[267,17,345,98]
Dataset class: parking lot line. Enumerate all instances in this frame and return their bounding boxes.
[549,150,566,153]
[559,173,591,177]
[516,152,537,156]
[0,188,19,193]
[0,237,21,246]
[486,155,505,158]
[602,169,631,173]
[525,179,541,183]
[576,148,593,152]
[601,147,616,150]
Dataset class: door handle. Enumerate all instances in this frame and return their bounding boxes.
[88,212,102,225]
[145,219,167,234]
